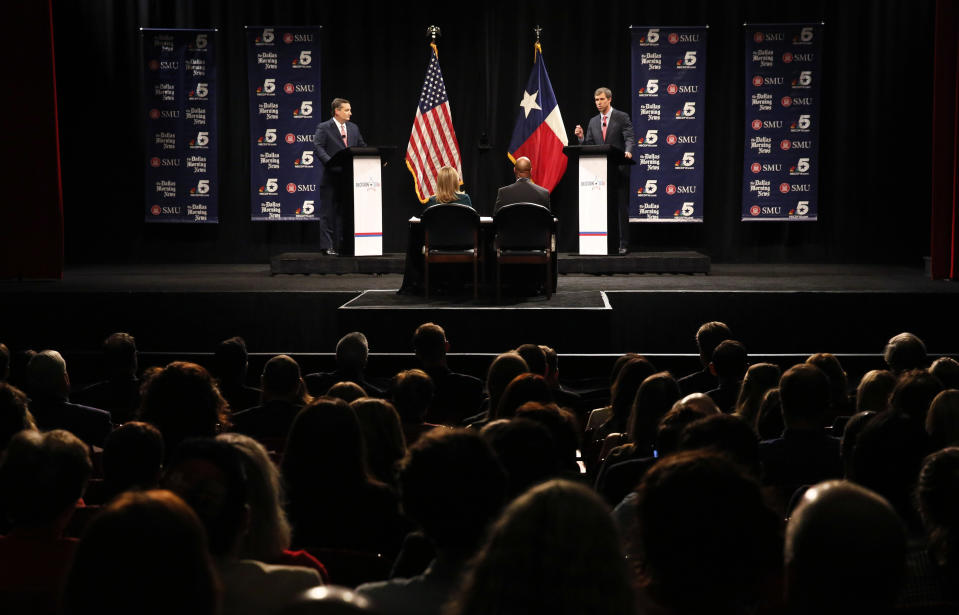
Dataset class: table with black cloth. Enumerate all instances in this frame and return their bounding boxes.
[398,216,558,297]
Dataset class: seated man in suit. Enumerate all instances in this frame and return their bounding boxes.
[494,157,550,214]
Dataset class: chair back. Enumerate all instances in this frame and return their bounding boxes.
[493,202,553,250]
[421,203,479,250]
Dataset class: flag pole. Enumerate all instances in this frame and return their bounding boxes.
[427,25,441,57]
[533,25,542,60]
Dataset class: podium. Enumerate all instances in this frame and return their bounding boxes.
[563,145,635,255]
[327,146,394,256]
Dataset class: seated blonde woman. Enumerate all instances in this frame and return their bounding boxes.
[426,166,472,207]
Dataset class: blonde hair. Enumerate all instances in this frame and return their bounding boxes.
[434,166,462,203]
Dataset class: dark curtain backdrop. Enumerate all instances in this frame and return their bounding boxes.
[930,0,959,279]
[51,0,934,265]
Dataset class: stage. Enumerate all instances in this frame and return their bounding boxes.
[2,262,957,390]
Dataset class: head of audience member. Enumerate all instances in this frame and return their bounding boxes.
[25,349,70,401]
[756,387,784,440]
[336,332,369,374]
[391,369,434,424]
[350,397,406,486]
[0,429,91,532]
[888,369,944,424]
[433,166,464,204]
[399,429,505,554]
[806,353,849,418]
[678,414,762,478]
[217,433,293,563]
[652,398,716,458]
[448,479,635,615]
[101,332,138,380]
[840,411,877,479]
[0,382,36,452]
[916,447,959,570]
[512,156,532,180]
[695,321,732,367]
[282,397,370,493]
[930,357,959,390]
[162,437,248,558]
[609,353,643,388]
[212,336,249,388]
[627,372,681,454]
[779,364,830,430]
[138,362,229,457]
[412,322,448,368]
[9,348,36,390]
[62,489,219,615]
[850,410,930,529]
[327,381,367,404]
[261,354,310,406]
[856,369,896,414]
[709,340,748,386]
[280,586,373,615]
[633,450,781,615]
[514,343,547,378]
[0,343,9,382]
[481,418,559,499]
[102,421,164,497]
[884,332,928,374]
[606,357,657,432]
[734,362,781,431]
[515,402,581,474]
[926,389,959,451]
[785,480,906,615]
[494,373,552,420]
[485,352,529,418]
[539,345,561,389]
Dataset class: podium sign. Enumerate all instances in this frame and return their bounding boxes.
[578,155,609,255]
[352,155,383,256]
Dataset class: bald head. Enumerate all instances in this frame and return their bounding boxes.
[513,157,532,178]
[785,480,905,614]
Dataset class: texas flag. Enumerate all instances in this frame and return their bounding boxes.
[507,43,568,192]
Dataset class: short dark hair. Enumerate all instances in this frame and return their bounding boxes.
[103,421,164,495]
[889,369,944,423]
[331,97,350,114]
[335,332,368,370]
[515,343,547,377]
[679,414,761,478]
[103,332,137,376]
[391,369,434,423]
[710,340,748,382]
[696,321,732,364]
[780,364,830,425]
[213,336,248,382]
[412,322,447,363]
[930,357,959,390]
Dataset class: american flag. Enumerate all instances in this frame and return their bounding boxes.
[406,44,462,204]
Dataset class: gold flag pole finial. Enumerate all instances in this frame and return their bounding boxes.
[427,25,441,55]
[533,25,543,58]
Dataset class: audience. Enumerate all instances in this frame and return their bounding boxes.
[677,321,732,395]
[350,397,407,487]
[912,447,959,608]
[72,332,140,424]
[232,354,312,445]
[100,421,164,502]
[412,323,484,425]
[884,332,929,374]
[493,373,552,420]
[855,369,896,414]
[212,336,262,414]
[926,389,959,450]
[929,356,959,389]
[733,362,781,432]
[706,340,748,414]
[305,332,384,397]
[0,382,36,453]
[391,369,441,446]
[480,417,559,499]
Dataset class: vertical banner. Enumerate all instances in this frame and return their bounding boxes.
[630,26,707,222]
[142,29,218,223]
[247,26,322,221]
[742,23,823,221]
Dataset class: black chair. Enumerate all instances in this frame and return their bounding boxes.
[493,202,555,301]
[421,203,480,299]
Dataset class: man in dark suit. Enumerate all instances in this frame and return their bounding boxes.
[313,97,367,255]
[25,350,112,447]
[574,87,634,254]
[494,157,550,214]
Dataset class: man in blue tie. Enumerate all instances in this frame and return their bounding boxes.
[574,88,634,255]
[314,98,367,255]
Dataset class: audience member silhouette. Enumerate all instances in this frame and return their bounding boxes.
[599,371,681,471]
[0,382,36,453]
[911,447,959,607]
[884,332,929,374]
[466,351,529,427]
[888,368,944,424]
[212,336,262,414]
[23,350,112,447]
[327,381,368,404]
[839,410,877,479]
[72,332,140,424]
[515,402,582,476]
[62,489,219,615]
[447,479,636,615]
[163,438,322,615]
[100,421,164,502]
[138,361,228,459]
[391,369,441,446]
[217,433,330,580]
[282,398,407,556]
[233,354,312,445]
[785,480,906,615]
[930,356,959,390]
[706,340,748,414]
[585,357,656,459]
[350,397,407,487]
[733,362,780,432]
[411,323,484,426]
[631,451,782,615]
[806,352,853,425]
[539,344,584,421]
[678,413,762,478]
[493,373,552,420]
[514,343,548,378]
[305,332,384,398]
[855,369,896,414]
[357,430,506,615]
[677,321,732,395]
[480,418,560,500]
[0,430,92,615]
[926,390,959,451]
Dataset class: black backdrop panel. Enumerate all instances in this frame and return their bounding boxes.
[51,0,934,265]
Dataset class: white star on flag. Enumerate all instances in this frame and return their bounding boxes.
[519,89,541,118]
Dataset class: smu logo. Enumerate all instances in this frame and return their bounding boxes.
[667,83,678,95]
[751,119,762,131]
[285,133,297,144]
[779,183,791,194]
[781,96,793,107]
[284,83,295,94]
[782,52,794,63]
[750,205,761,216]
[150,205,162,215]
[286,182,297,193]
[751,162,762,174]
